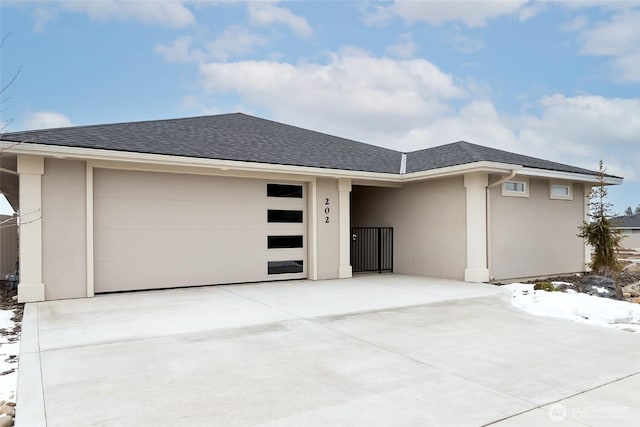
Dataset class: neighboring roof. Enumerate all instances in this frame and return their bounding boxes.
[0,112,607,178]
[611,215,640,229]
[406,141,602,176]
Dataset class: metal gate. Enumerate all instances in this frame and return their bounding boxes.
[351,227,393,273]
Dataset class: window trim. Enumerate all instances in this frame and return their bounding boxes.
[549,182,573,200]
[502,178,529,198]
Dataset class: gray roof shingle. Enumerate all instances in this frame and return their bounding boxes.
[1,113,402,174]
[611,215,640,228]
[1,113,607,178]
[406,141,602,176]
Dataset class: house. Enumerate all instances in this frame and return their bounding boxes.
[0,113,622,302]
[612,215,640,249]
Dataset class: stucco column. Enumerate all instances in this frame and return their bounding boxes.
[17,155,45,302]
[338,178,352,278]
[464,172,490,282]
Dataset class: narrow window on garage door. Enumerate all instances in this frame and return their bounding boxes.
[267,184,305,276]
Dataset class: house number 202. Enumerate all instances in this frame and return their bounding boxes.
[324,198,330,223]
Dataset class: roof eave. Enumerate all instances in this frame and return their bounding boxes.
[401,161,520,182]
[518,166,622,185]
[0,141,402,182]
[2,141,624,186]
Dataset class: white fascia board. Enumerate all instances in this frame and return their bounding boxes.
[400,161,518,182]
[1,141,624,186]
[518,167,623,185]
[0,142,401,183]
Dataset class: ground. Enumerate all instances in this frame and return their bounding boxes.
[507,248,640,303]
[0,284,21,425]
[5,251,640,425]
[16,276,640,426]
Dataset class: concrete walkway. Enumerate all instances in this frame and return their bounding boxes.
[17,275,640,426]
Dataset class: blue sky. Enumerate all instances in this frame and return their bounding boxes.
[1,0,639,214]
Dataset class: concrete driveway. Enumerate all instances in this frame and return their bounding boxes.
[17,275,640,426]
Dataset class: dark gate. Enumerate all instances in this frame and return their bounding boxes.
[351,227,393,273]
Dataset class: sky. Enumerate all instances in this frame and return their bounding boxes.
[0,0,639,215]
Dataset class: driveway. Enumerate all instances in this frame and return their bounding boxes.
[18,275,640,426]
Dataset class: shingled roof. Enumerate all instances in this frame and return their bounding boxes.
[405,141,600,176]
[0,113,402,174]
[611,215,640,229]
[1,112,604,177]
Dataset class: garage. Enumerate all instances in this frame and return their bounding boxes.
[93,169,307,293]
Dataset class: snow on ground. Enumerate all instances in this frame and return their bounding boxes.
[0,310,12,330]
[0,309,19,402]
[505,283,640,332]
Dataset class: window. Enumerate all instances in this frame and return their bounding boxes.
[268,235,303,249]
[267,210,303,223]
[550,182,573,200]
[502,179,529,197]
[268,260,303,274]
[504,181,525,192]
[267,184,303,198]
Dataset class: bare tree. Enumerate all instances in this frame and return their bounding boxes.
[1,32,21,133]
[0,31,36,228]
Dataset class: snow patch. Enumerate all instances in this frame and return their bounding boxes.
[504,283,640,332]
[0,309,19,402]
[0,310,13,330]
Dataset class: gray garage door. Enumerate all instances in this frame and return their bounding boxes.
[93,169,306,292]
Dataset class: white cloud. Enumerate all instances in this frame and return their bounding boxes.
[517,2,544,22]
[386,33,418,58]
[207,26,269,61]
[515,95,640,179]
[33,7,56,32]
[60,0,195,29]
[154,36,204,63]
[561,1,639,12]
[360,2,395,27]
[443,31,484,54]
[199,49,467,138]
[561,15,588,32]
[403,100,516,151]
[155,27,268,63]
[248,1,312,37]
[366,0,532,28]
[576,10,640,82]
[23,112,72,130]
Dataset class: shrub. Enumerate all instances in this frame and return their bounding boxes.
[534,282,556,292]
[577,160,623,278]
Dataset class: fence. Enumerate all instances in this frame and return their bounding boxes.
[0,215,18,278]
[351,227,393,273]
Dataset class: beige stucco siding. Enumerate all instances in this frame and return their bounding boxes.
[352,177,467,280]
[42,159,87,300]
[489,177,584,280]
[315,178,340,279]
[93,169,306,292]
